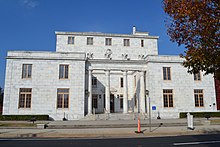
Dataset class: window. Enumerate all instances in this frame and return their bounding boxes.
[87,37,93,45]
[19,88,32,108]
[92,77,97,88]
[163,67,171,80]
[105,38,112,46]
[120,77,123,88]
[92,94,98,109]
[194,72,201,81]
[22,64,32,79]
[141,40,144,47]
[59,64,69,79]
[67,36,74,44]
[163,89,173,107]
[120,94,123,109]
[124,39,130,46]
[57,88,69,108]
[194,89,204,107]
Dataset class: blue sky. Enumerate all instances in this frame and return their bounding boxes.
[0,0,186,88]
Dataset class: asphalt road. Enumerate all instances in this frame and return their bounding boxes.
[1,134,220,147]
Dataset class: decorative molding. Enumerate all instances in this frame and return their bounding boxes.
[122,54,130,60]
[138,54,146,59]
[105,49,112,59]
[86,52,94,59]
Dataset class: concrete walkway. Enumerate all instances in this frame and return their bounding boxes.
[47,118,199,129]
[0,118,219,138]
[1,125,220,138]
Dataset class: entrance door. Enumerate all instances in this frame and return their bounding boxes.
[110,94,114,113]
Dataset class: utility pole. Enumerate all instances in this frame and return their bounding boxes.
[149,96,151,132]
[146,90,151,132]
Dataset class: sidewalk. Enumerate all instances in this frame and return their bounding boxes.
[0,118,219,138]
[47,118,199,129]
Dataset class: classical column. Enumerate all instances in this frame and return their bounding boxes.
[140,71,146,113]
[105,70,110,113]
[123,70,128,113]
[88,69,92,115]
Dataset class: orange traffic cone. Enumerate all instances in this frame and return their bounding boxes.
[135,118,143,133]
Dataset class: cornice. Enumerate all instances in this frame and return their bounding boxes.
[55,31,159,39]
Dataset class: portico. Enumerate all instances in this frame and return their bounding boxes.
[87,68,146,115]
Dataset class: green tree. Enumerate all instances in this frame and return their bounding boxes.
[163,0,220,79]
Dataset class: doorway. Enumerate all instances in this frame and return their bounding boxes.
[110,94,114,113]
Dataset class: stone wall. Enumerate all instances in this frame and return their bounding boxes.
[146,56,217,118]
[56,32,158,60]
[3,51,86,120]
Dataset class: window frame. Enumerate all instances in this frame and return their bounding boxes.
[18,88,32,108]
[163,67,171,80]
[92,77,97,88]
[105,38,112,46]
[163,89,173,108]
[57,88,69,109]
[87,37,93,45]
[22,64,32,79]
[67,36,75,44]
[194,72,201,81]
[141,40,144,47]
[194,89,204,107]
[59,64,69,79]
[120,77,123,88]
[123,39,130,46]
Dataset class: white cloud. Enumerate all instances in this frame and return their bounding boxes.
[20,0,39,9]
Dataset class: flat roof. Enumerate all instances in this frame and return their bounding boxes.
[55,31,159,39]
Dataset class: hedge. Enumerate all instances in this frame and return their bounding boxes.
[0,115,49,121]
[179,112,220,118]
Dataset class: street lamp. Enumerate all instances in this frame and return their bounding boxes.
[146,90,151,132]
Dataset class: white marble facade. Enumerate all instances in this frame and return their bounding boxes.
[3,27,217,120]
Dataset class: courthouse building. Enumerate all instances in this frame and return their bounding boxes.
[3,27,217,120]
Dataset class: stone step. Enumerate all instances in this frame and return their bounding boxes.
[46,121,203,129]
[81,113,148,121]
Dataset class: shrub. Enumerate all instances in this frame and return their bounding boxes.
[179,112,220,118]
[0,115,49,121]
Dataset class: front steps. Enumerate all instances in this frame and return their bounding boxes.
[81,113,148,121]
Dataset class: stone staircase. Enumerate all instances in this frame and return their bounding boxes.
[81,113,148,121]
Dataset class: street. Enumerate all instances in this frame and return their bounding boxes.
[1,134,220,147]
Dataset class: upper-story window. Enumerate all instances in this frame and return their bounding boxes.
[59,64,69,79]
[87,37,93,45]
[124,39,130,46]
[120,77,123,88]
[105,38,112,46]
[22,64,32,79]
[67,36,74,44]
[92,77,97,88]
[194,72,201,81]
[141,40,144,47]
[163,67,171,80]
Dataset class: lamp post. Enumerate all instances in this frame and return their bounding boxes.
[146,90,151,132]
